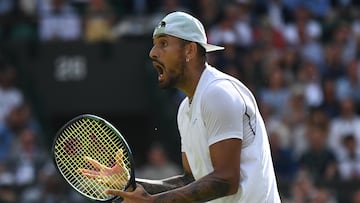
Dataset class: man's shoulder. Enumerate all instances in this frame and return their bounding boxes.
[203,65,241,87]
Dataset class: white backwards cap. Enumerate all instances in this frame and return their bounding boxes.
[153,11,224,52]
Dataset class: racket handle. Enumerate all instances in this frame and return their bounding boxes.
[112,183,136,203]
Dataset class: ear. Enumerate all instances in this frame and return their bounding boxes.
[185,42,197,62]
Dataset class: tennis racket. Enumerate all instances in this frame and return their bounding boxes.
[52,114,136,202]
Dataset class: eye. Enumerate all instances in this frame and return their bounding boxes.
[159,40,168,47]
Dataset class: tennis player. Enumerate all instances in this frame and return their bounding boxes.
[82,11,281,202]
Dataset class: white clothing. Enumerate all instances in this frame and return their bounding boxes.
[328,117,360,158]
[177,64,281,203]
[38,0,81,41]
[338,151,360,180]
[0,87,23,123]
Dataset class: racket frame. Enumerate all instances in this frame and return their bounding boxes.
[52,114,136,202]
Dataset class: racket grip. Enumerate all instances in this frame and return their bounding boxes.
[111,183,136,203]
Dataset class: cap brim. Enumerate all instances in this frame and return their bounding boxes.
[200,43,225,52]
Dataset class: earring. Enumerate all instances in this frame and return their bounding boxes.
[186,58,189,62]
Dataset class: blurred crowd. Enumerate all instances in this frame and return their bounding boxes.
[1,0,360,202]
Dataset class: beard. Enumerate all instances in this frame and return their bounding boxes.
[160,66,184,89]
[156,57,187,90]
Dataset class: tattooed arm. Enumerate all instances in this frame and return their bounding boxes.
[152,138,241,202]
[106,138,241,203]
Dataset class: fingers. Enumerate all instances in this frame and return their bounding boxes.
[78,156,108,178]
[104,189,129,197]
[115,149,126,167]
[77,168,100,178]
[104,184,147,201]
[84,156,108,171]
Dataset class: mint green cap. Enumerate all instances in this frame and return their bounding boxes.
[153,11,224,52]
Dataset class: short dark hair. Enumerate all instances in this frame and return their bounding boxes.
[196,43,206,58]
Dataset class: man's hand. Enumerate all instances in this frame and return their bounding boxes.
[105,183,155,203]
[77,149,130,189]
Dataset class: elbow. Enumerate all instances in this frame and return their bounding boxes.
[215,171,239,196]
[213,167,240,196]
[227,176,239,195]
[224,169,240,195]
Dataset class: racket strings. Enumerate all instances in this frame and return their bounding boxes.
[54,118,131,200]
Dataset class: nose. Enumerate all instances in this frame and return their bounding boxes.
[149,45,157,60]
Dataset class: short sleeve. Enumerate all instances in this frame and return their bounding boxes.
[201,80,246,146]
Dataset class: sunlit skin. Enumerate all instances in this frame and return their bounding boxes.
[77,149,130,188]
[78,34,242,203]
[149,34,204,100]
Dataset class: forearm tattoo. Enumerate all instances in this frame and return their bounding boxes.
[154,175,232,203]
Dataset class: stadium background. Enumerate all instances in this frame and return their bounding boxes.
[0,0,360,202]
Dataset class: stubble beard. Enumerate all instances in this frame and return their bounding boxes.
[159,59,186,90]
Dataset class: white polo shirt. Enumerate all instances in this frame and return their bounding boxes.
[177,64,281,203]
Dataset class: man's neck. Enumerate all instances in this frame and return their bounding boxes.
[179,63,206,101]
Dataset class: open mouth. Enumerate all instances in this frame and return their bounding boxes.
[152,61,164,81]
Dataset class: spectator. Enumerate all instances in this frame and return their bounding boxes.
[297,60,323,108]
[0,119,13,163]
[152,0,189,16]
[319,77,340,118]
[279,46,301,83]
[260,67,290,119]
[252,16,285,52]
[283,84,307,130]
[262,0,285,31]
[208,1,254,48]
[298,123,338,183]
[210,30,242,79]
[287,170,317,203]
[328,97,360,158]
[7,0,38,41]
[9,127,48,202]
[192,0,221,29]
[239,44,268,93]
[0,101,42,163]
[232,0,254,48]
[331,20,357,65]
[269,129,297,183]
[208,3,239,47]
[23,160,77,203]
[310,186,337,203]
[0,163,17,203]
[38,0,82,42]
[282,5,322,47]
[0,62,24,164]
[292,106,330,159]
[282,0,331,20]
[321,42,346,80]
[337,134,360,181]
[0,65,24,124]
[83,0,116,43]
[137,142,181,180]
[336,59,360,108]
